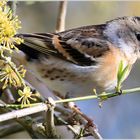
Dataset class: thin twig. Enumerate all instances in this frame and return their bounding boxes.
[56,0,67,32]
[71,106,102,139]
[3,88,15,104]
[55,87,140,104]
[55,106,102,139]
[88,126,102,139]
[7,1,17,17]
[55,114,79,136]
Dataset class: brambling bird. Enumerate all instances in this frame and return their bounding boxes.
[14,16,140,98]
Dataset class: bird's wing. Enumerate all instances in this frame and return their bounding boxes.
[16,24,111,66]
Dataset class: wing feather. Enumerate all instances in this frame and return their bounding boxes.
[16,24,110,66]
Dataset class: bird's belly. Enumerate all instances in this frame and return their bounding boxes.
[25,58,102,97]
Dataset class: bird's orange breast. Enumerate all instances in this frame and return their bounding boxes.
[92,44,134,90]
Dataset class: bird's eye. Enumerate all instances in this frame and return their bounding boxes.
[136,33,140,41]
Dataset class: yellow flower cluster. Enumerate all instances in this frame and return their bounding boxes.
[0,59,26,89]
[0,0,37,107]
[0,0,23,51]
[18,86,37,107]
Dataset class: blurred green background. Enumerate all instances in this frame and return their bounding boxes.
[7,1,140,139]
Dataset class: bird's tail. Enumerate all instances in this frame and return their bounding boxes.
[15,33,58,60]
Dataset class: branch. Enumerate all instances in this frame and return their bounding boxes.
[55,87,140,104]
[0,103,47,122]
[44,99,59,138]
[0,122,23,138]
[3,88,15,103]
[16,117,46,139]
[1,87,140,122]
[0,116,43,138]
[7,1,17,17]
[0,101,47,138]
[56,0,67,32]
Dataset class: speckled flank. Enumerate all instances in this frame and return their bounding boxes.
[41,68,71,81]
[40,67,78,82]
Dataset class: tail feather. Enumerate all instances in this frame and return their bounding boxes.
[15,33,58,60]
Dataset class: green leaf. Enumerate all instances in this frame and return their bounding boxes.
[118,65,130,85]
[117,60,124,83]
[116,60,131,92]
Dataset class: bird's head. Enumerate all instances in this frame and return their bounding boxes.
[104,16,140,58]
